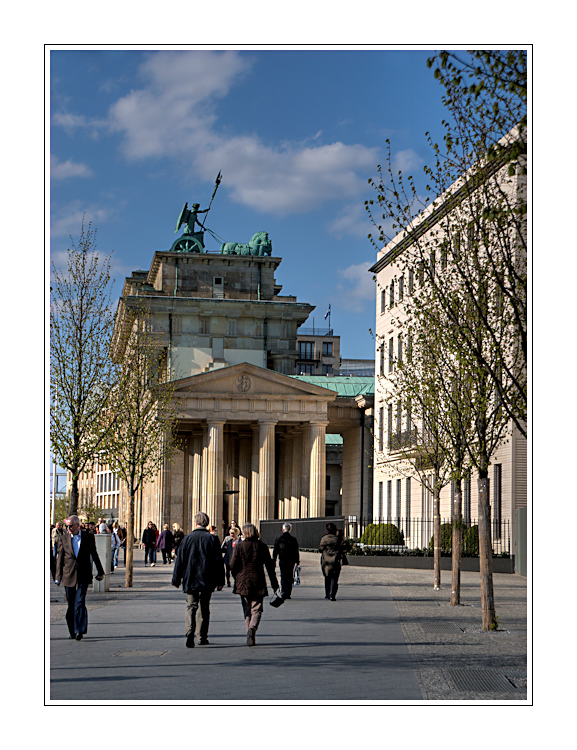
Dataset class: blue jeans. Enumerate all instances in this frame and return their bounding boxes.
[65,581,90,636]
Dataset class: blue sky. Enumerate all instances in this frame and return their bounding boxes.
[50,47,459,361]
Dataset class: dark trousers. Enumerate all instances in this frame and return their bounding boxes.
[144,545,156,564]
[65,581,90,636]
[324,570,340,600]
[161,548,171,564]
[279,562,295,598]
[185,590,212,641]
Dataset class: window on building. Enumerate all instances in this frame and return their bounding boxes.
[322,364,333,375]
[378,406,384,452]
[389,280,395,308]
[386,480,392,520]
[378,481,384,518]
[405,477,411,535]
[388,338,394,372]
[387,403,393,446]
[493,464,502,539]
[396,478,402,521]
[464,474,471,525]
[398,336,403,365]
[213,277,224,299]
[326,474,331,491]
[396,402,402,436]
[322,341,333,356]
[299,363,314,375]
[408,268,414,293]
[379,345,384,376]
[299,341,314,360]
[380,289,386,314]
[398,275,404,301]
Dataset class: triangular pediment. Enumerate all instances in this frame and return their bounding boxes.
[173,363,336,400]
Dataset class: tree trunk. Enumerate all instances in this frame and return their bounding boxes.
[433,491,441,590]
[451,484,463,606]
[478,475,497,629]
[125,492,135,588]
[69,477,79,516]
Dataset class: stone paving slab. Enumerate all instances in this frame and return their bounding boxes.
[48,549,528,703]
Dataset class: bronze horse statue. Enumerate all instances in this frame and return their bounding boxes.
[220,231,272,256]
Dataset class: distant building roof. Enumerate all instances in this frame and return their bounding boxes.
[325,433,344,445]
[291,375,374,398]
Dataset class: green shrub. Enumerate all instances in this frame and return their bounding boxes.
[361,523,404,545]
[428,523,454,554]
[463,525,479,555]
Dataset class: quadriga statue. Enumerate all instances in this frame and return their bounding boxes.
[220,231,272,256]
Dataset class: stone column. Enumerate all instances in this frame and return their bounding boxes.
[191,433,202,530]
[238,434,251,527]
[300,427,310,518]
[290,432,300,518]
[258,420,277,524]
[277,434,287,519]
[309,421,328,518]
[206,420,225,531]
[183,435,190,533]
[250,424,260,527]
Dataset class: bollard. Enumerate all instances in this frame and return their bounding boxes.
[93,533,111,592]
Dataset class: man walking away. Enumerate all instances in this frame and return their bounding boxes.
[272,523,300,600]
[54,515,105,640]
[172,512,225,648]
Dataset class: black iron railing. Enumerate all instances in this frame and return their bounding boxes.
[344,516,511,557]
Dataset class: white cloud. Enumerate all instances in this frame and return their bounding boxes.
[50,200,111,238]
[391,148,423,175]
[336,260,376,313]
[54,50,381,217]
[50,154,93,181]
[330,203,374,239]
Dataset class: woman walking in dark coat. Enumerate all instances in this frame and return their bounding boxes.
[156,524,175,564]
[222,527,240,586]
[230,524,279,646]
[319,523,351,601]
[172,523,185,561]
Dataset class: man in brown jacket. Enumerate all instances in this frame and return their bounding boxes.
[55,515,105,640]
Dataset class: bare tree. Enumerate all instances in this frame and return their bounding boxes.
[104,300,181,588]
[50,222,119,515]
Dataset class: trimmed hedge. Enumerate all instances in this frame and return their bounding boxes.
[360,523,404,546]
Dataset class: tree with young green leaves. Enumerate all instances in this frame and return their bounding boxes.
[367,50,526,628]
[50,222,120,516]
[368,50,527,437]
[104,300,181,588]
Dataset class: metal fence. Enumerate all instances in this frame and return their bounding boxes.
[345,516,511,557]
[260,516,345,550]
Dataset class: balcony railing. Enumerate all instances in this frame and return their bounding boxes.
[297,327,334,336]
[388,428,419,451]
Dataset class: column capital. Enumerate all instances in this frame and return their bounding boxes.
[258,419,278,426]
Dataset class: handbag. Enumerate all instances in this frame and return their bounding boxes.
[270,589,284,608]
[293,564,301,585]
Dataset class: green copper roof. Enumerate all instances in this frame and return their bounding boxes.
[325,433,344,445]
[291,375,374,398]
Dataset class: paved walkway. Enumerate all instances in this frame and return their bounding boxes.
[48,550,527,703]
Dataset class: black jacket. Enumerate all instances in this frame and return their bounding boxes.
[272,531,300,566]
[142,527,157,547]
[172,527,225,593]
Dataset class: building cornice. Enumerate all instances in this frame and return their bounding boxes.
[368,138,524,275]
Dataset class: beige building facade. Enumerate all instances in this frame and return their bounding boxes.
[369,135,527,552]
